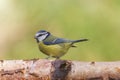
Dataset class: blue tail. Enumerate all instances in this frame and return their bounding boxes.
[72,39,88,43]
[71,39,88,47]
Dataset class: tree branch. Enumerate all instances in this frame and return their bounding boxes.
[0,59,120,80]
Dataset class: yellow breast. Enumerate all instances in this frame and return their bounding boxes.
[38,41,72,58]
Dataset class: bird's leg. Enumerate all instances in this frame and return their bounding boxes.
[56,57,60,60]
[45,56,50,59]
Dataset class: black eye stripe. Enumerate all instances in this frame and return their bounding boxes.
[37,33,48,37]
[37,34,43,37]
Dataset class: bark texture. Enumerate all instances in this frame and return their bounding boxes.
[0,59,120,80]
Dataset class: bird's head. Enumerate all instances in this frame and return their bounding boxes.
[34,30,50,43]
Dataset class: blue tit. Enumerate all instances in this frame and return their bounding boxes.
[34,30,88,59]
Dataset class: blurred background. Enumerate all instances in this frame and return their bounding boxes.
[0,0,120,61]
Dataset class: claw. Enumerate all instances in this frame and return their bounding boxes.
[45,56,50,59]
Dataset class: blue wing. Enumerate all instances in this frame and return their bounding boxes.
[43,38,70,45]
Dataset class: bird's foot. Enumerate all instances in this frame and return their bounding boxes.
[45,56,50,59]
[55,57,60,60]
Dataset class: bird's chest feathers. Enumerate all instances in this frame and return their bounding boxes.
[39,42,61,50]
[38,41,71,55]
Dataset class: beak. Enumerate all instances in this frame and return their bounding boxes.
[34,36,37,39]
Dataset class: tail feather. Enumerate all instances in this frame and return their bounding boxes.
[72,39,88,43]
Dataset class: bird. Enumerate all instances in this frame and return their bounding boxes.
[34,30,88,59]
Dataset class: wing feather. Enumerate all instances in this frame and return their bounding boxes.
[43,38,69,45]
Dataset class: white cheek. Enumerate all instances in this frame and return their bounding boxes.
[38,34,48,41]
